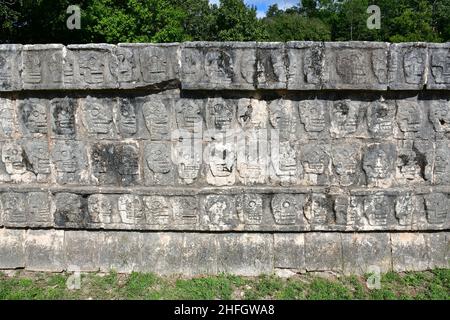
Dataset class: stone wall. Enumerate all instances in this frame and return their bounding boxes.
[0,42,448,275]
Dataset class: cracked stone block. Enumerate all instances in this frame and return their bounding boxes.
[305,233,343,272]
[64,230,104,272]
[428,43,450,90]
[0,44,22,91]
[391,233,429,272]
[286,41,323,90]
[181,42,256,90]
[256,42,287,89]
[217,233,274,276]
[389,43,427,90]
[17,98,49,137]
[0,192,50,228]
[0,140,49,184]
[117,43,180,89]
[98,231,142,273]
[90,142,140,186]
[50,97,77,139]
[0,97,19,139]
[143,141,175,185]
[425,232,449,269]
[182,233,218,276]
[331,142,364,187]
[202,195,239,230]
[274,233,305,271]
[22,44,64,90]
[139,233,184,274]
[322,42,388,90]
[65,44,118,89]
[342,233,392,275]
[0,228,25,269]
[79,96,117,139]
[25,230,65,272]
[52,140,89,185]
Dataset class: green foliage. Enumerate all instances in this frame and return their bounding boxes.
[0,0,449,43]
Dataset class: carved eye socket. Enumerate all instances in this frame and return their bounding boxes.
[12,149,18,155]
[32,110,40,117]
[61,150,68,157]
[283,201,290,208]
[248,201,256,208]
[90,107,100,116]
[122,110,129,117]
[311,107,317,114]
[60,110,67,115]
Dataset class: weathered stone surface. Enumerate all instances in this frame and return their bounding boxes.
[25,230,65,272]
[342,233,391,275]
[0,42,448,275]
[389,43,427,90]
[256,43,287,89]
[0,44,22,91]
[22,44,64,90]
[0,228,25,269]
[217,234,273,276]
[181,42,256,90]
[287,42,324,90]
[425,232,449,269]
[274,233,305,271]
[305,233,343,272]
[391,233,429,272]
[64,230,104,271]
[116,43,179,88]
[322,42,388,90]
[428,43,450,90]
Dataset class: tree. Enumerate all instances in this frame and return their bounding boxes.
[213,0,267,41]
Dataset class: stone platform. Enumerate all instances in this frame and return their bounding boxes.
[0,42,448,274]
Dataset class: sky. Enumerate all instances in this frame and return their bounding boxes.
[209,0,298,19]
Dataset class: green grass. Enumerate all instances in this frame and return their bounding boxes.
[0,269,448,300]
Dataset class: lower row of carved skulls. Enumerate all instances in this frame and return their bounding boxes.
[1,96,450,140]
[0,192,447,230]
[1,139,450,187]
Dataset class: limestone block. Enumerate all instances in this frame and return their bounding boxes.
[51,140,89,185]
[98,231,142,273]
[22,44,64,90]
[0,192,52,228]
[64,230,104,271]
[286,41,323,90]
[425,232,449,269]
[116,43,179,89]
[0,44,22,91]
[0,139,50,184]
[0,228,25,269]
[427,43,450,90]
[65,44,118,89]
[0,97,19,139]
[181,42,256,90]
[391,233,429,272]
[217,233,274,276]
[342,233,392,275]
[89,142,140,186]
[25,230,65,272]
[139,233,184,274]
[322,42,388,90]
[50,97,77,139]
[305,233,343,272]
[79,96,117,139]
[274,233,305,271]
[389,43,427,90]
[143,141,175,185]
[256,42,287,89]
[17,98,49,137]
